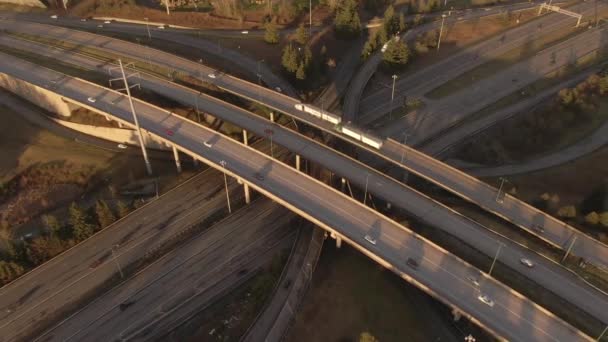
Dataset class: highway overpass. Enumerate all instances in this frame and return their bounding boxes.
[3,34,608,333]
[0,52,592,341]
[2,18,605,271]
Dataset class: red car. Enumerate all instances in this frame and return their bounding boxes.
[165,129,174,136]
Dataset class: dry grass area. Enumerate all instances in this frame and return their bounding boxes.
[287,244,479,342]
[68,0,267,29]
[368,8,540,91]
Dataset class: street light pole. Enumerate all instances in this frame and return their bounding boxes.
[488,243,503,276]
[389,74,397,120]
[144,17,151,40]
[257,59,264,102]
[111,244,124,279]
[117,59,152,175]
[220,160,232,214]
[363,173,370,205]
[495,177,506,203]
[437,14,447,50]
[596,325,608,341]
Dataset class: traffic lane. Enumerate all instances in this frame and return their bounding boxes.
[0,19,299,99]
[0,170,219,321]
[358,2,600,117]
[59,202,291,342]
[377,224,585,342]
[11,39,607,326]
[0,175,233,341]
[5,56,589,340]
[48,201,290,341]
[382,138,608,269]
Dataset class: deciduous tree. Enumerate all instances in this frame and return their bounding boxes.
[69,202,95,241]
[264,21,280,44]
[95,199,117,229]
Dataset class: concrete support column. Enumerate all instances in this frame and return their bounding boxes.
[241,129,251,203]
[244,183,251,204]
[341,177,346,192]
[335,236,342,248]
[118,122,124,128]
[269,112,274,122]
[192,156,198,167]
[296,154,301,171]
[172,145,182,173]
[242,129,249,145]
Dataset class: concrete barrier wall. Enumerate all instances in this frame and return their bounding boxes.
[52,118,171,150]
[0,73,73,117]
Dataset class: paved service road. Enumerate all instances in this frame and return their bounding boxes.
[35,199,296,342]
[6,36,608,329]
[0,53,592,341]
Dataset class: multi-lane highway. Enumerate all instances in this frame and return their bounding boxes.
[357,1,601,122]
[3,18,605,274]
[36,199,296,342]
[0,52,591,341]
[8,33,608,329]
[0,169,243,341]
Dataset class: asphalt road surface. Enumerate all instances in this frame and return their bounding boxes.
[357,1,602,121]
[0,52,592,341]
[4,19,605,273]
[0,168,243,341]
[35,199,296,342]
[5,36,608,331]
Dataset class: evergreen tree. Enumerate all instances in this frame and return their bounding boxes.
[334,0,361,38]
[42,214,61,237]
[264,21,280,44]
[295,23,309,45]
[281,44,299,73]
[0,261,25,285]
[95,200,116,229]
[399,12,407,32]
[383,39,410,70]
[117,200,131,218]
[296,63,307,80]
[68,202,94,241]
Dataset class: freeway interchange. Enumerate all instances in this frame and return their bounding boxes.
[1,4,608,341]
[0,52,592,341]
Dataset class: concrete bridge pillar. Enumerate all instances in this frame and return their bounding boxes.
[341,177,346,193]
[335,236,342,248]
[296,154,301,171]
[172,145,182,173]
[242,129,251,204]
[269,112,274,122]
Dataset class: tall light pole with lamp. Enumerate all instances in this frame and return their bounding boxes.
[389,74,398,119]
[437,14,447,50]
[144,17,151,40]
[219,160,232,214]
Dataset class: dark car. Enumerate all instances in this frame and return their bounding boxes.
[406,258,419,270]
[119,301,135,311]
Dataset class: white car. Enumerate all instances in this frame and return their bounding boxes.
[467,276,480,287]
[157,25,165,29]
[275,87,282,93]
[520,258,534,268]
[87,97,96,103]
[241,30,249,34]
[80,18,87,22]
[203,141,213,148]
[97,24,104,28]
[104,20,111,24]
[50,15,58,19]
[208,73,216,79]
[364,234,377,245]
[117,144,128,149]
[478,294,494,307]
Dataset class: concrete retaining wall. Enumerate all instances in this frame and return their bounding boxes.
[0,73,74,117]
[52,118,171,150]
